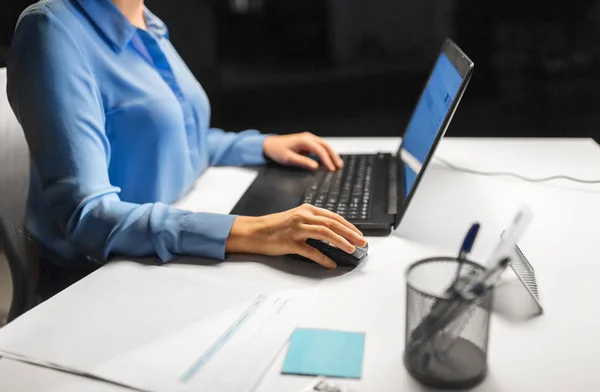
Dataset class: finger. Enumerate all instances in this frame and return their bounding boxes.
[285,152,319,170]
[300,224,356,254]
[296,243,337,269]
[300,140,336,171]
[307,204,363,236]
[316,138,344,168]
[304,215,366,247]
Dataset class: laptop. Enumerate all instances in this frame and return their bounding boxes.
[231,38,474,236]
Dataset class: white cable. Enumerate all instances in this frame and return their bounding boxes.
[435,156,600,184]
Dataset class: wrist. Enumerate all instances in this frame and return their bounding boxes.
[225,215,263,254]
[262,135,276,159]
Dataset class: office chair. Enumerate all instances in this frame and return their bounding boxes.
[0,67,37,325]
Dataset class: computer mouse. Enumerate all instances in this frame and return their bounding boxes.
[304,238,368,267]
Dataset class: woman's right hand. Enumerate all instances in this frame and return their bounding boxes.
[225,204,367,269]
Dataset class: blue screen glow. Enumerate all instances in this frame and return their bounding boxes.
[401,53,463,196]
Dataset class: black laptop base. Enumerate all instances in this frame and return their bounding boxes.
[230,154,395,236]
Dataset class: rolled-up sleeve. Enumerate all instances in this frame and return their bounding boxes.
[8,9,235,263]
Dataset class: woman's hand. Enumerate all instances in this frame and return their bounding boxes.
[263,132,343,171]
[226,204,367,269]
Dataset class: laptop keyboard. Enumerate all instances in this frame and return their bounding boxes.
[301,154,375,220]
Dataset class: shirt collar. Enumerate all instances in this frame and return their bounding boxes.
[76,0,169,53]
[144,8,169,39]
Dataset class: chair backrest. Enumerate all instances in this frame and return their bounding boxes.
[0,67,37,324]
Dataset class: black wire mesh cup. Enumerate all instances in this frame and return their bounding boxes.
[404,257,494,389]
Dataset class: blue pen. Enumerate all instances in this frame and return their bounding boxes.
[452,222,481,287]
[407,222,481,351]
[458,223,480,259]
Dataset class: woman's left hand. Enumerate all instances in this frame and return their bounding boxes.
[263,132,343,172]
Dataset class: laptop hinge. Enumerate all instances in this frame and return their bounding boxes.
[387,156,398,215]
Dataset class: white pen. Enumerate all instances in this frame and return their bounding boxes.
[462,205,533,296]
[468,257,511,295]
[486,205,533,266]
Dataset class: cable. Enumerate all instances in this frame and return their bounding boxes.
[435,156,600,184]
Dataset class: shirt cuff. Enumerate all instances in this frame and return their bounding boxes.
[237,132,270,166]
[180,212,237,260]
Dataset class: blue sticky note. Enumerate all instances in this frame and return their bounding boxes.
[282,328,366,379]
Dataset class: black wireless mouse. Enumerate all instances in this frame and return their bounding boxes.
[301,238,368,267]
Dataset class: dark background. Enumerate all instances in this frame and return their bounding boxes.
[2,0,600,142]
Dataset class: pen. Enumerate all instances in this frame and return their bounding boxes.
[482,205,533,268]
[409,223,481,350]
[468,257,511,296]
[452,222,480,288]
[458,223,480,260]
[462,205,532,296]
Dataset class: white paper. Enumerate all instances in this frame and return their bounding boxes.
[0,261,315,392]
[0,358,132,392]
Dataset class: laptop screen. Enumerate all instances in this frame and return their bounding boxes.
[398,52,463,197]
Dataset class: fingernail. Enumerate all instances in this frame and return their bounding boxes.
[347,244,356,253]
[328,262,337,269]
[353,235,366,245]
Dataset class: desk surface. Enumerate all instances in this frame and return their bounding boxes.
[2,137,600,392]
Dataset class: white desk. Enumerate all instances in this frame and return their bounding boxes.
[1,138,600,392]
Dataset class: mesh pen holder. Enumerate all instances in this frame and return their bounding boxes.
[404,257,494,389]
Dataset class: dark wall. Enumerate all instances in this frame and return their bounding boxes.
[2,0,600,141]
[151,0,600,141]
[0,1,35,66]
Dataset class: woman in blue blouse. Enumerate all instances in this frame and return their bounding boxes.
[7,0,366,287]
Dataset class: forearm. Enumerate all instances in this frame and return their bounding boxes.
[207,128,270,166]
[68,195,237,262]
